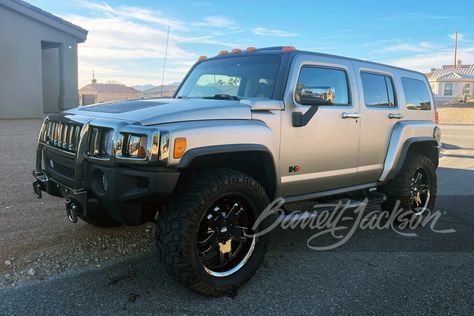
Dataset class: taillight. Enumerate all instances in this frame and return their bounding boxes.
[435,111,439,124]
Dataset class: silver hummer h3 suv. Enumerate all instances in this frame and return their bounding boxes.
[33,46,441,296]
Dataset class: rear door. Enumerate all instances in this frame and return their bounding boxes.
[352,62,401,183]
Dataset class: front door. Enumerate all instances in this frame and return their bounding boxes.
[279,54,361,197]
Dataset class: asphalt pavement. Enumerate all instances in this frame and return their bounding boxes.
[0,120,473,315]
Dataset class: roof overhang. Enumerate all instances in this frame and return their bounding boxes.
[0,0,88,42]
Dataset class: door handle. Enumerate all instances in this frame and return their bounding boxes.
[341,112,361,119]
[388,113,403,119]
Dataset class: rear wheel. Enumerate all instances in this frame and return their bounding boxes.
[382,154,437,217]
[156,169,270,296]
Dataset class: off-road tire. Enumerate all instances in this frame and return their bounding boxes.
[381,154,437,215]
[155,169,270,296]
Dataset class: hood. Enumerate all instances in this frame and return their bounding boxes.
[65,98,252,126]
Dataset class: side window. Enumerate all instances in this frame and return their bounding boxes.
[401,77,432,110]
[360,72,396,107]
[296,66,350,105]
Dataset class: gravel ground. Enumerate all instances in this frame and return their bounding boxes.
[438,107,474,124]
[0,119,156,286]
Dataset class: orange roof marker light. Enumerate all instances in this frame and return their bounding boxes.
[218,50,229,55]
[198,55,207,61]
[246,47,257,52]
[231,48,242,53]
[281,46,296,52]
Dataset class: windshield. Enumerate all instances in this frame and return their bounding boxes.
[176,55,282,100]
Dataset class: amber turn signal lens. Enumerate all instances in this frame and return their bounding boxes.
[173,138,187,159]
[231,48,242,53]
[198,55,207,61]
[218,50,229,55]
[246,47,257,52]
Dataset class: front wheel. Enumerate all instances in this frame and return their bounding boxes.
[155,169,270,296]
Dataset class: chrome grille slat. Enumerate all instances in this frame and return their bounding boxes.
[42,120,82,154]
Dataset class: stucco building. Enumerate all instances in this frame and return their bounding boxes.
[427,60,474,105]
[79,83,139,105]
[0,0,87,118]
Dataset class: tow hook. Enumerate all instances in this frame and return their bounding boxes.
[33,181,42,199]
[65,200,81,223]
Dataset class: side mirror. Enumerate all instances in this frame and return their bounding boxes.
[296,86,335,106]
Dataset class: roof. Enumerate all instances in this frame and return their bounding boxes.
[0,0,88,42]
[430,65,474,81]
[205,46,426,77]
[80,84,139,95]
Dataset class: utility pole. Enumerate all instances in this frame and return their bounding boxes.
[160,26,170,97]
[454,31,458,68]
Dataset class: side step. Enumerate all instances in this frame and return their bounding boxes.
[280,192,386,224]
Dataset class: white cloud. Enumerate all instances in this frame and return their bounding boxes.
[66,15,193,60]
[384,42,439,53]
[385,47,474,72]
[78,1,187,30]
[194,16,238,29]
[252,27,298,37]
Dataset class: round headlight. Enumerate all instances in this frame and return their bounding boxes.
[127,135,147,158]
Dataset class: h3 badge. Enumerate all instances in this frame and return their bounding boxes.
[288,165,301,173]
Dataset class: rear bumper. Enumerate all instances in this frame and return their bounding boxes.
[33,164,180,225]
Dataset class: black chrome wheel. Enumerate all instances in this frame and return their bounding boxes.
[381,154,437,217]
[197,194,256,277]
[410,168,432,214]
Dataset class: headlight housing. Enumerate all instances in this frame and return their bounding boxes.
[127,134,148,159]
[116,133,148,159]
[159,132,170,161]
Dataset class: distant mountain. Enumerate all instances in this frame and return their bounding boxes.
[141,83,180,97]
[132,84,156,91]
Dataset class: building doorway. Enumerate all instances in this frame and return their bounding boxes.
[41,41,61,114]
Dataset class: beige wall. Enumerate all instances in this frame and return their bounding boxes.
[0,5,83,118]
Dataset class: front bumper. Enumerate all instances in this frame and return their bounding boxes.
[33,163,180,225]
[33,115,180,225]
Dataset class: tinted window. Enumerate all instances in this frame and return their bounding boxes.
[361,72,396,107]
[296,67,350,105]
[402,77,432,110]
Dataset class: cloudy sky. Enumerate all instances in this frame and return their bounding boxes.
[29,0,474,87]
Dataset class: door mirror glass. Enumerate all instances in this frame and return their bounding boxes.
[297,86,335,106]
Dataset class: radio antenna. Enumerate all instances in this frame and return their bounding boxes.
[160,26,170,96]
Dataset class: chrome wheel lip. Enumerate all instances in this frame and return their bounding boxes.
[203,236,256,277]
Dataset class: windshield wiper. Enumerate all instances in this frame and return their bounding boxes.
[203,94,241,101]
[177,95,190,99]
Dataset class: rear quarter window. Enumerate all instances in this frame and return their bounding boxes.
[401,77,432,110]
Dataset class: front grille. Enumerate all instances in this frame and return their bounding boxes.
[42,121,82,153]
[48,158,75,178]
